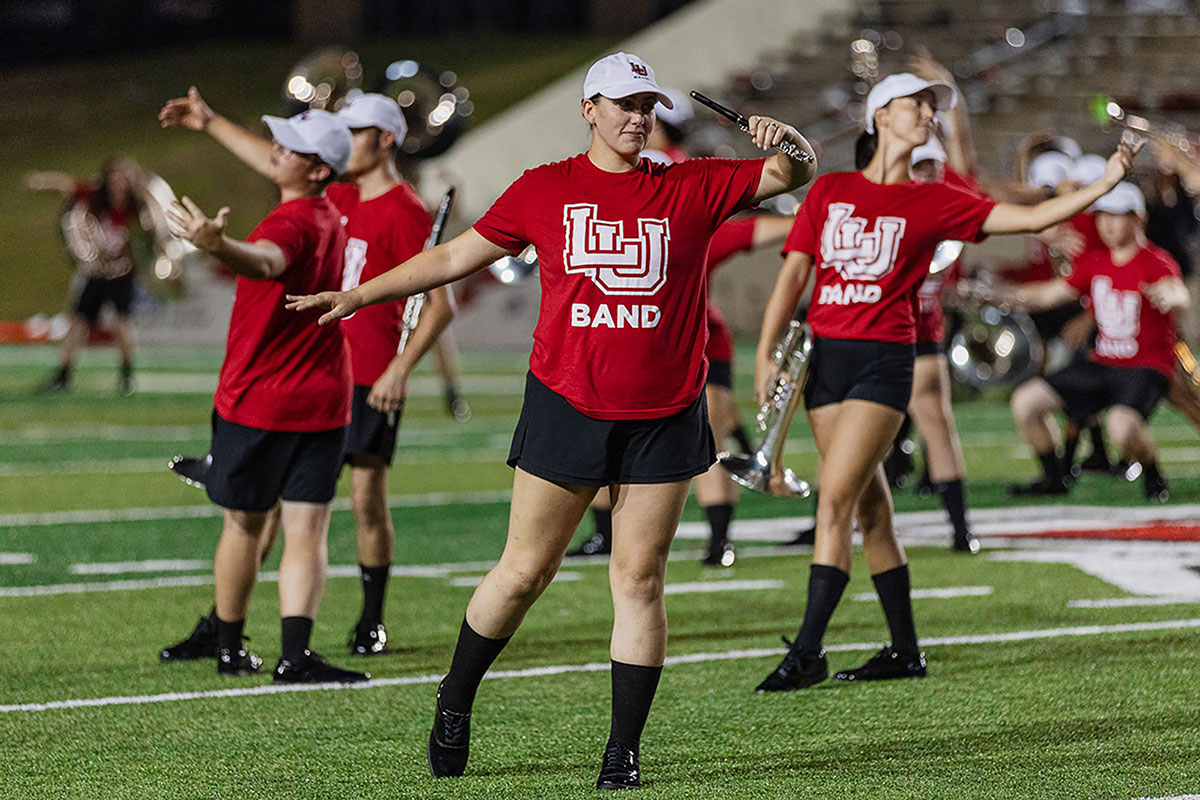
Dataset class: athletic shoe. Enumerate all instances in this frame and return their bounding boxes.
[1143,467,1170,503]
[1006,475,1070,496]
[159,613,218,661]
[755,639,828,692]
[567,531,611,557]
[39,372,70,394]
[348,621,388,656]
[833,646,926,682]
[952,530,981,555]
[1078,450,1113,474]
[445,388,471,422]
[272,651,370,684]
[428,682,471,778]
[118,373,135,396]
[784,527,815,546]
[216,646,263,677]
[702,540,735,567]
[168,453,212,489]
[596,740,640,790]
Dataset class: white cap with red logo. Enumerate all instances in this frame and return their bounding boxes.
[864,73,957,134]
[583,52,674,108]
[261,109,352,176]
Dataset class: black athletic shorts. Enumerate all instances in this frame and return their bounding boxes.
[804,337,916,413]
[74,274,134,323]
[1030,300,1084,343]
[914,340,944,358]
[1043,360,1170,423]
[206,411,348,512]
[507,372,716,486]
[706,359,733,389]
[343,384,402,466]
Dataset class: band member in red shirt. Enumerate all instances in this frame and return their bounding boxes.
[288,52,816,790]
[1005,182,1188,501]
[166,109,369,684]
[752,72,1141,693]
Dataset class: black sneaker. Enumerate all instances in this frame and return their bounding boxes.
[596,740,640,790]
[833,646,926,682]
[1078,450,1113,474]
[952,530,980,554]
[1143,467,1170,503]
[702,540,735,567]
[272,651,370,684]
[168,453,212,489]
[159,613,218,661]
[784,526,815,546]
[118,373,135,396]
[755,639,828,692]
[39,372,70,394]
[445,388,471,422]
[428,682,471,778]
[567,531,611,557]
[217,646,263,676]
[348,621,388,656]
[1006,475,1070,496]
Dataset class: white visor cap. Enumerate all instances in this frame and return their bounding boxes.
[1026,151,1076,189]
[1070,154,1108,186]
[864,73,957,134]
[1093,181,1146,216]
[584,52,673,108]
[337,93,408,145]
[262,109,352,176]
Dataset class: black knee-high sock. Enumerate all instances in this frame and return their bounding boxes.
[608,661,663,750]
[935,480,970,538]
[704,503,733,547]
[794,564,850,657]
[215,616,244,652]
[358,564,390,627]
[440,618,512,714]
[280,616,313,663]
[592,507,613,541]
[872,565,919,658]
[731,423,753,454]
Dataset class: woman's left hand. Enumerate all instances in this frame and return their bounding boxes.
[166,197,228,252]
[746,115,799,152]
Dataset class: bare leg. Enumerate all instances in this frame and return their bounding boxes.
[908,355,965,483]
[351,461,394,567]
[1010,378,1065,456]
[277,500,334,619]
[213,508,274,622]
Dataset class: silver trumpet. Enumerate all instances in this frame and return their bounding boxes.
[719,320,813,497]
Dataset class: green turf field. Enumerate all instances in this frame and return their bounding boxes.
[2,343,1198,799]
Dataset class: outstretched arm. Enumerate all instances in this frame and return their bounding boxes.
[755,251,814,403]
[999,278,1080,311]
[286,228,510,326]
[166,197,287,280]
[748,116,818,202]
[751,213,796,248]
[982,137,1144,234]
[159,87,274,179]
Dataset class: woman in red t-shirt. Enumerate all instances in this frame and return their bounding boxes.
[752,72,1141,693]
[288,52,816,789]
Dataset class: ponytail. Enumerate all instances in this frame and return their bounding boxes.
[854,130,878,170]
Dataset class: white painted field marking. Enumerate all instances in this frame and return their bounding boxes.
[2,617,1197,714]
[0,553,36,565]
[852,586,993,602]
[448,571,582,588]
[664,579,785,595]
[1134,795,1200,800]
[990,542,1200,601]
[1069,597,1198,609]
[70,559,211,575]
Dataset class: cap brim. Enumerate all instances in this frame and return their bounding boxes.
[261,115,318,156]
[927,81,957,112]
[598,82,673,109]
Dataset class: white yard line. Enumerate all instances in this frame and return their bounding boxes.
[0,553,36,565]
[448,571,583,588]
[852,586,993,602]
[2,617,1197,714]
[1069,597,1199,609]
[70,560,211,575]
[663,579,785,595]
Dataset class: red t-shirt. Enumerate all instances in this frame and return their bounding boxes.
[914,167,988,344]
[326,182,433,386]
[1005,213,1105,285]
[473,152,765,419]
[215,196,352,432]
[1066,242,1180,378]
[704,217,757,362]
[784,171,996,344]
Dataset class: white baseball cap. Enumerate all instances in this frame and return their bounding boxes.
[1025,151,1075,189]
[864,73,957,134]
[261,109,353,176]
[583,52,673,108]
[1093,181,1146,216]
[337,93,409,145]
[655,88,693,128]
[911,136,947,165]
[1070,153,1108,186]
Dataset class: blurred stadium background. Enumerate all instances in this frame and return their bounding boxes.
[3,1,1200,798]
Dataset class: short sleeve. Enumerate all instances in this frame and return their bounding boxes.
[677,158,766,228]
[934,182,997,244]
[473,171,533,253]
[782,176,826,257]
[706,218,757,272]
[247,206,313,273]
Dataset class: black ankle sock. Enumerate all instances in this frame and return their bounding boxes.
[215,616,244,652]
[871,565,919,658]
[358,564,390,627]
[731,424,753,454]
[608,661,662,750]
[120,360,133,378]
[703,503,733,547]
[1037,450,1061,480]
[592,507,613,540]
[440,618,512,714]
[281,616,314,663]
[935,480,970,538]
[794,564,850,657]
[55,364,71,382]
[1089,424,1106,454]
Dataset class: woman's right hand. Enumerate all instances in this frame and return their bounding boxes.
[1102,134,1146,186]
[284,289,363,326]
[159,86,215,132]
[754,349,777,407]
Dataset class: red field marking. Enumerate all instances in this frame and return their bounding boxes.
[1005,523,1200,542]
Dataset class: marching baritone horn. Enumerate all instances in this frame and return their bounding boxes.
[719,320,813,497]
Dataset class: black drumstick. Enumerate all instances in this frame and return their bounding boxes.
[689,91,814,164]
